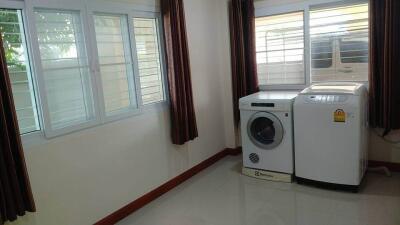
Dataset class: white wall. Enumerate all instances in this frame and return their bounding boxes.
[8,0,235,224]
[215,0,237,148]
[184,0,236,149]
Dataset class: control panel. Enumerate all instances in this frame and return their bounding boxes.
[251,102,275,107]
[305,95,348,104]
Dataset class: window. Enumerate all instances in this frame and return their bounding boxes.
[133,17,164,105]
[311,39,333,69]
[0,2,167,139]
[0,8,40,134]
[310,3,368,82]
[255,2,369,88]
[255,11,304,85]
[340,40,368,63]
[34,9,95,130]
[94,14,136,115]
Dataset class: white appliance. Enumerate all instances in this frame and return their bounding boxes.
[239,91,298,181]
[294,83,368,191]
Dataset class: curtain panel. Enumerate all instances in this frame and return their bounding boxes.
[369,0,400,133]
[0,36,35,223]
[229,0,259,125]
[162,0,198,145]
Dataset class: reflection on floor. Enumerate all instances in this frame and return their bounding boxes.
[118,155,400,225]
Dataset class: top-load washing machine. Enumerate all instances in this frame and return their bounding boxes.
[239,91,298,182]
[294,83,368,191]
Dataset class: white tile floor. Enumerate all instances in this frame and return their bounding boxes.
[118,155,400,225]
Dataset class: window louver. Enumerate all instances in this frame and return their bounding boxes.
[255,11,305,85]
[34,9,95,129]
[133,18,164,105]
[94,14,136,114]
[310,3,369,82]
[0,9,40,134]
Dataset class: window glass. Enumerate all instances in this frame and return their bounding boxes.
[133,17,164,105]
[340,39,368,63]
[34,9,95,129]
[255,11,305,85]
[310,3,369,82]
[311,39,333,69]
[94,14,136,114]
[0,9,40,134]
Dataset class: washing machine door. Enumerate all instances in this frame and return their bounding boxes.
[247,112,284,150]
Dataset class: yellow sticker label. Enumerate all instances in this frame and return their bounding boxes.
[334,109,346,122]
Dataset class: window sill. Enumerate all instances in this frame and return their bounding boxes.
[21,131,47,149]
[101,101,169,125]
[259,81,369,92]
[21,101,169,149]
[259,84,307,91]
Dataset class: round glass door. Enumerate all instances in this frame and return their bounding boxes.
[247,112,284,150]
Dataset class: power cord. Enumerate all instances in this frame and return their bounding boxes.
[372,128,400,145]
[367,166,392,177]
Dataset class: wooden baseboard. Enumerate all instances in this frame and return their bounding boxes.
[226,146,242,156]
[368,160,400,172]
[94,147,241,225]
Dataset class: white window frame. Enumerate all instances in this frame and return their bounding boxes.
[87,9,140,123]
[86,1,169,122]
[26,1,102,138]
[0,0,45,140]
[131,10,169,109]
[255,0,369,91]
[0,0,168,146]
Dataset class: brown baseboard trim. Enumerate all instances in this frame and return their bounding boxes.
[94,147,241,225]
[368,160,400,172]
[226,146,242,156]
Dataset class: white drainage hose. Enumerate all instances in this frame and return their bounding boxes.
[367,166,392,177]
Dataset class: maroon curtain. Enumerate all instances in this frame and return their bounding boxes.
[0,37,35,223]
[229,0,259,125]
[369,0,400,133]
[162,0,198,145]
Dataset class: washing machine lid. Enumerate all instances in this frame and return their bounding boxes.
[300,83,365,96]
[247,112,284,150]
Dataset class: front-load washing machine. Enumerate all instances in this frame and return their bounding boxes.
[239,91,298,182]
